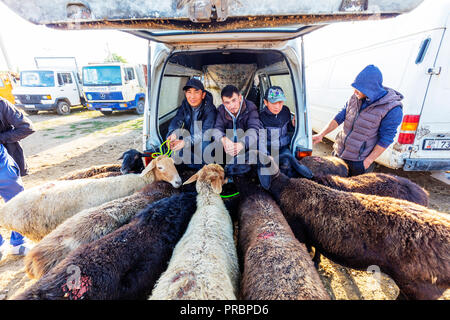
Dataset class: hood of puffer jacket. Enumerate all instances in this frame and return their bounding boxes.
[351,65,388,103]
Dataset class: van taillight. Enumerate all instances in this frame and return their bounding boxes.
[398,115,420,144]
[143,152,153,166]
[296,150,312,159]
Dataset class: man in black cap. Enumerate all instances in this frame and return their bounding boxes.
[166,78,217,167]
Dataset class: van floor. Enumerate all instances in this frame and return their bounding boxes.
[0,110,448,300]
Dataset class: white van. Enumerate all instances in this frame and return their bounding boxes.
[13,57,85,115]
[304,0,450,171]
[82,63,146,115]
[3,0,424,159]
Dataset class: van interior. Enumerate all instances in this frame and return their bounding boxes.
[157,50,297,141]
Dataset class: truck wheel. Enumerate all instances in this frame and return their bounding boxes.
[100,110,113,116]
[134,99,145,115]
[56,101,71,115]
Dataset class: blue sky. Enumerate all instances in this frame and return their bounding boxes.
[0,2,148,71]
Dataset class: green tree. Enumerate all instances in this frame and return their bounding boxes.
[105,52,127,63]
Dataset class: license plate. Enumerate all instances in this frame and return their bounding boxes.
[25,105,35,109]
[423,139,450,150]
[100,108,112,111]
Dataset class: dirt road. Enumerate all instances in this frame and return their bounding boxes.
[0,109,448,300]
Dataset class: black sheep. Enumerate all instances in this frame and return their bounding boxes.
[14,192,197,300]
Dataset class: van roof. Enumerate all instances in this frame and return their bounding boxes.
[2,0,424,42]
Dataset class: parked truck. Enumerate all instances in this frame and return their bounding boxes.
[0,71,16,104]
[12,57,85,115]
[82,62,146,115]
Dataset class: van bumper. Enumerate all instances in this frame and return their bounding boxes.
[16,102,57,111]
[403,159,450,171]
[87,101,136,111]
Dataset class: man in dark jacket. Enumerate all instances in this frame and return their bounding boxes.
[0,97,35,256]
[166,78,217,167]
[312,65,403,176]
[0,97,35,176]
[213,85,263,161]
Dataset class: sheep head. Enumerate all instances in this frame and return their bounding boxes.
[118,149,148,174]
[183,164,226,194]
[140,155,182,188]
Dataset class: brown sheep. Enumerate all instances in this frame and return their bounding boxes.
[299,155,349,177]
[255,151,450,300]
[312,172,429,206]
[24,181,178,279]
[237,182,330,300]
[58,164,122,180]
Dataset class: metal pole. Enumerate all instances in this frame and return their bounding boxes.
[0,30,13,71]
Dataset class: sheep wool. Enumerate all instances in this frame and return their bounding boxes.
[239,189,330,300]
[25,181,178,279]
[0,155,180,241]
[150,164,239,300]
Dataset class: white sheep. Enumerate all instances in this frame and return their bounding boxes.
[0,155,181,242]
[149,164,239,300]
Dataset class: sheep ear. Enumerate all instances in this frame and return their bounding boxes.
[183,173,199,185]
[140,158,156,177]
[211,177,223,194]
[117,154,124,160]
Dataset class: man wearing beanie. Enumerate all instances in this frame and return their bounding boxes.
[312,65,403,176]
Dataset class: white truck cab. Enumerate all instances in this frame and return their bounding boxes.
[12,57,84,115]
[82,63,146,115]
[2,0,424,159]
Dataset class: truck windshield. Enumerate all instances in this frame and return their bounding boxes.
[0,77,4,87]
[83,66,122,86]
[20,71,55,87]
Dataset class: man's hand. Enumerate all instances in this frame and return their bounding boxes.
[312,133,324,145]
[171,139,185,151]
[221,137,243,156]
[167,133,176,143]
[232,142,245,156]
[363,158,372,170]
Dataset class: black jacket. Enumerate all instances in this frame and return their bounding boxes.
[166,91,217,145]
[0,97,35,176]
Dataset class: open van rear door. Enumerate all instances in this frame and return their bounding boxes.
[2,0,423,41]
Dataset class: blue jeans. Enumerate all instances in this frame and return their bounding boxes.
[0,145,26,246]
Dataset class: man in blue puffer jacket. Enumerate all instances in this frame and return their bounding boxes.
[312,65,403,176]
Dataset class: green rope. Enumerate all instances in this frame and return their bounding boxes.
[220,192,240,198]
[151,139,173,159]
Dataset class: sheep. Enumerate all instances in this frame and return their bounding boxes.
[13,192,198,300]
[149,164,239,300]
[234,177,330,300]
[57,149,150,180]
[253,150,450,300]
[0,155,182,242]
[297,155,349,177]
[311,172,429,207]
[58,164,122,180]
[24,181,179,279]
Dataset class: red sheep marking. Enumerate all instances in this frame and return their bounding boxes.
[257,231,276,240]
[170,271,197,298]
[61,275,92,300]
